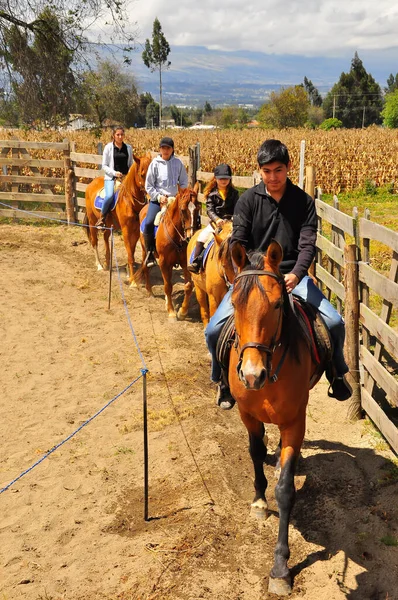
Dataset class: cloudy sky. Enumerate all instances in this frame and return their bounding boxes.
[129,0,398,57]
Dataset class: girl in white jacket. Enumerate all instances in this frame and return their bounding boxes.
[96,126,133,228]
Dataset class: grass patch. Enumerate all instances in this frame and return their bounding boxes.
[380,534,398,547]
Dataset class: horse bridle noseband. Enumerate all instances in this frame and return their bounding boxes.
[234,269,288,384]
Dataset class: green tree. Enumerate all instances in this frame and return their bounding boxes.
[0,0,135,78]
[381,90,398,128]
[258,85,310,128]
[142,18,170,126]
[5,8,77,127]
[303,77,323,107]
[385,73,398,94]
[80,60,140,127]
[323,53,383,128]
[319,117,343,130]
[204,101,212,115]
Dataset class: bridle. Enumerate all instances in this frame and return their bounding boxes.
[233,269,289,384]
[163,194,198,251]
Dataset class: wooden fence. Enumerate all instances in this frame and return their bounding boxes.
[0,140,396,451]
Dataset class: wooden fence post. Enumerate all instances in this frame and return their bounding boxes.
[305,165,315,199]
[188,145,198,188]
[344,244,362,421]
[63,139,76,224]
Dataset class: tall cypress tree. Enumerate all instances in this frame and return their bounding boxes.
[142,18,170,126]
[323,53,383,127]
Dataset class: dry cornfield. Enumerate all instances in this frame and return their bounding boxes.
[1,126,397,193]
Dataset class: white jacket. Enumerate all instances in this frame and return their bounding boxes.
[102,142,133,180]
[145,154,188,202]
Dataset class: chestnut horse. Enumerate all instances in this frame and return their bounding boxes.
[84,152,152,286]
[187,220,234,327]
[228,241,324,596]
[137,184,200,319]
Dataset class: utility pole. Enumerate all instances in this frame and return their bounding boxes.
[362,106,366,128]
[332,94,336,119]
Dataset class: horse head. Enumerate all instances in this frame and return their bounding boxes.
[122,152,152,210]
[175,182,200,242]
[213,220,234,285]
[231,241,285,390]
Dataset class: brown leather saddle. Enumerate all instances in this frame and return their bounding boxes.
[216,298,333,388]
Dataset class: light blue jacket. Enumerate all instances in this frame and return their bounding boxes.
[102,141,133,180]
[145,154,188,202]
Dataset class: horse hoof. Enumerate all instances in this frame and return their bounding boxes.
[268,575,292,596]
[129,280,138,289]
[97,265,103,271]
[177,309,187,320]
[250,499,268,520]
[168,313,177,319]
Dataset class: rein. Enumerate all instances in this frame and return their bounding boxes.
[234,269,288,384]
[162,200,189,252]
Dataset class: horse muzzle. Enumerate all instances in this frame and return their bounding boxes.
[237,358,268,390]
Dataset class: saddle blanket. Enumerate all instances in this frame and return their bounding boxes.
[188,238,214,267]
[94,181,122,211]
[140,217,159,237]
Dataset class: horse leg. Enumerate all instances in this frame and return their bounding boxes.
[177,264,193,320]
[120,224,138,287]
[195,286,210,326]
[159,261,176,318]
[104,229,111,271]
[268,419,305,596]
[240,411,269,519]
[86,220,103,271]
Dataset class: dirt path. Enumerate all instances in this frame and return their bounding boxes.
[0,223,397,600]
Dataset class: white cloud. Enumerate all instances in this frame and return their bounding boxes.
[131,0,398,57]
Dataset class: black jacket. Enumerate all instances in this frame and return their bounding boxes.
[206,186,239,223]
[231,178,317,281]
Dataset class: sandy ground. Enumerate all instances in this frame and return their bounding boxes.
[0,222,397,600]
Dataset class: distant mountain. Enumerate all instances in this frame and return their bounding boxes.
[111,45,396,107]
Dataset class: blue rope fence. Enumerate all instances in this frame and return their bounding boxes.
[0,204,148,496]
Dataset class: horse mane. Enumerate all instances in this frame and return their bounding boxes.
[233,251,309,363]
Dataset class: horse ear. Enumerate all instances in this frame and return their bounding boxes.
[266,240,283,268]
[193,181,199,193]
[231,242,249,272]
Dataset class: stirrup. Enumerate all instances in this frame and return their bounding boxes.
[95,217,106,229]
[144,251,157,268]
[188,260,201,274]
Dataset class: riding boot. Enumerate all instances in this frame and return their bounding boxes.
[188,241,205,274]
[143,233,157,268]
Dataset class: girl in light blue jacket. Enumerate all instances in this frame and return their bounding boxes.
[143,137,188,267]
[96,126,133,228]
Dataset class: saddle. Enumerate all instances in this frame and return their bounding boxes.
[216,299,333,388]
[94,180,122,211]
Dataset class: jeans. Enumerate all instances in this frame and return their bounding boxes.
[205,275,348,384]
[101,179,115,216]
[143,201,161,236]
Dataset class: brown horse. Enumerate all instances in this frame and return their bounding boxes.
[137,184,200,318]
[84,152,152,286]
[228,240,324,596]
[187,220,234,327]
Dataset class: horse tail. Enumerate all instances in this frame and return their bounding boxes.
[133,264,145,285]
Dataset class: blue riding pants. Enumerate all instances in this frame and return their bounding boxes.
[205,275,348,384]
[101,179,115,216]
[143,201,161,236]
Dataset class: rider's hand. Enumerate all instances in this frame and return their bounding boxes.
[159,195,168,206]
[284,273,299,293]
[216,218,225,227]
[115,171,123,179]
